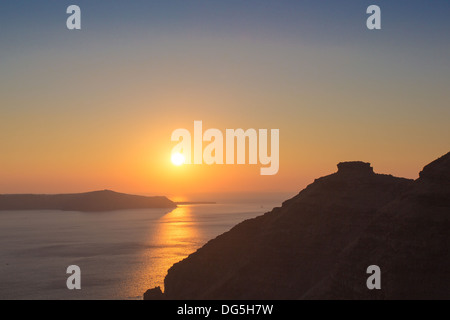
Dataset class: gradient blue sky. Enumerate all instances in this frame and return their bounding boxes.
[0,1,449,194]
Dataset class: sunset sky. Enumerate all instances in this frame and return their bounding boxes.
[1,1,449,197]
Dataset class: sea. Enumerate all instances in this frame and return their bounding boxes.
[0,193,294,299]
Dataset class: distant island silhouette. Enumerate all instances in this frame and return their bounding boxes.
[0,190,176,212]
[144,151,450,300]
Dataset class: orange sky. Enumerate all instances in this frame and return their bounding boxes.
[1,68,448,196]
[1,3,449,197]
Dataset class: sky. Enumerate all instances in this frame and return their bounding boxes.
[0,1,449,197]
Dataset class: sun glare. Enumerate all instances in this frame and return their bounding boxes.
[171,152,185,166]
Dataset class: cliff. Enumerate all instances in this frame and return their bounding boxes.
[145,158,431,299]
[306,152,450,299]
[144,153,450,299]
[0,190,176,212]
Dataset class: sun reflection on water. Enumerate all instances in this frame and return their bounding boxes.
[131,206,203,295]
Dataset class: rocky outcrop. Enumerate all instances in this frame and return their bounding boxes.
[337,161,374,176]
[0,190,176,211]
[144,287,165,300]
[144,160,420,299]
[143,152,450,300]
[306,152,450,299]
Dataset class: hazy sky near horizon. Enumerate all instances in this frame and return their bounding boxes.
[1,1,449,196]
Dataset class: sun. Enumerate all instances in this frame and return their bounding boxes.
[171,152,185,166]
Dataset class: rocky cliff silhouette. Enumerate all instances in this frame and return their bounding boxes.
[306,152,450,299]
[0,190,176,212]
[144,152,450,300]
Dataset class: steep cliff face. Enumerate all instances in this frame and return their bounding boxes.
[307,152,450,299]
[153,162,414,299]
[144,153,450,300]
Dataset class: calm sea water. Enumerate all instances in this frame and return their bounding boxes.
[0,197,289,300]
